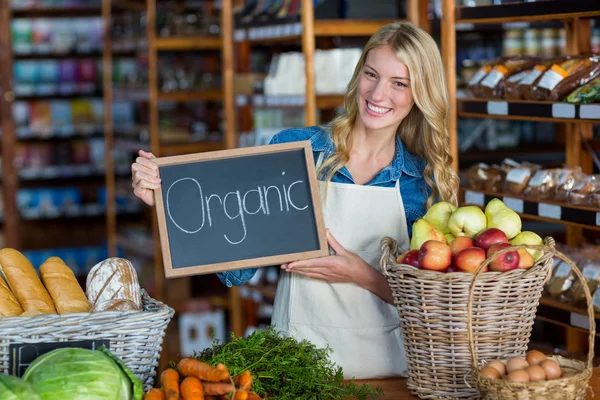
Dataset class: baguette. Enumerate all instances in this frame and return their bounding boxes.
[0,276,23,317]
[40,257,91,314]
[0,248,56,314]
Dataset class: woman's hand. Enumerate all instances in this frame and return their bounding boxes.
[282,230,395,304]
[281,230,369,284]
[131,150,161,207]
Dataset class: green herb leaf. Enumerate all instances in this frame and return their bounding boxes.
[193,326,383,400]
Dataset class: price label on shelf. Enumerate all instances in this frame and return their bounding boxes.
[254,95,265,106]
[580,104,600,120]
[596,212,600,226]
[234,29,246,42]
[487,101,508,116]
[464,190,484,206]
[554,261,570,278]
[538,203,561,220]
[502,197,523,214]
[235,95,248,107]
[570,312,590,331]
[551,103,575,119]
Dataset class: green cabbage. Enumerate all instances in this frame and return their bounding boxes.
[23,347,142,400]
[0,373,41,400]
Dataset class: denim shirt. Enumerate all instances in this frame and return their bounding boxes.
[216,125,431,287]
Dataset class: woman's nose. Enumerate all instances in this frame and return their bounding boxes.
[370,80,387,102]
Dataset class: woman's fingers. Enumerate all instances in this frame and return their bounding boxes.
[132,170,161,186]
[134,156,159,172]
[139,149,156,159]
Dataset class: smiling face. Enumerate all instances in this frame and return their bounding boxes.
[355,45,415,134]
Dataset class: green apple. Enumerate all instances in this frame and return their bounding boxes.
[510,231,544,262]
[423,201,457,234]
[485,198,507,219]
[445,233,456,244]
[447,206,487,239]
[487,207,522,240]
[410,218,446,250]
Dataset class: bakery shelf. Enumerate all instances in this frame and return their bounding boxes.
[16,128,104,141]
[459,146,565,165]
[112,88,149,102]
[15,91,103,101]
[235,94,343,109]
[159,141,226,156]
[153,36,222,51]
[458,99,600,123]
[460,188,600,231]
[11,7,101,18]
[158,90,223,102]
[18,164,130,181]
[115,138,151,152]
[19,203,142,221]
[13,51,104,60]
[456,0,600,24]
[237,19,400,44]
[117,235,154,259]
[537,296,600,336]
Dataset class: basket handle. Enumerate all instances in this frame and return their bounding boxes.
[467,242,596,373]
[380,236,400,277]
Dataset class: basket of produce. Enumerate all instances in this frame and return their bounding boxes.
[0,249,174,393]
[380,199,555,399]
[469,246,594,399]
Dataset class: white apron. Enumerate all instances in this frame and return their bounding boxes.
[271,153,410,379]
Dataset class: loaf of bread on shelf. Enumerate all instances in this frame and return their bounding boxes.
[0,276,23,317]
[0,248,56,314]
[86,258,142,312]
[40,256,91,314]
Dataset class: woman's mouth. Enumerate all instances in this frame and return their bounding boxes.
[366,101,392,116]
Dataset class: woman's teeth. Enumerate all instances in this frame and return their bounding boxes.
[367,101,391,114]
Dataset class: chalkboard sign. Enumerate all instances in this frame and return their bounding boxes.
[154,141,328,278]
[9,339,110,377]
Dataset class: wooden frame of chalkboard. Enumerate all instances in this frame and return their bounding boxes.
[153,140,328,278]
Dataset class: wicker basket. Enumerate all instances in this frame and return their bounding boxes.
[380,236,555,399]
[469,245,594,399]
[0,290,174,392]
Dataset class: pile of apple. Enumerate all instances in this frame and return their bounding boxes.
[397,199,544,273]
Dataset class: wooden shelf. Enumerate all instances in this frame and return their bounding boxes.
[117,235,154,259]
[314,19,401,36]
[153,36,222,51]
[458,98,600,123]
[158,141,226,156]
[456,0,600,24]
[461,188,600,231]
[537,296,599,336]
[158,90,223,102]
[13,51,103,60]
[235,94,343,109]
[11,7,101,18]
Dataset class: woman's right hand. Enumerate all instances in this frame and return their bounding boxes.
[131,150,161,207]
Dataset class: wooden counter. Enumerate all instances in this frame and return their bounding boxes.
[358,367,600,399]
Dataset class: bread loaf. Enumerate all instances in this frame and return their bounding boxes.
[86,258,142,311]
[90,299,139,313]
[0,276,23,317]
[40,257,91,314]
[0,248,56,314]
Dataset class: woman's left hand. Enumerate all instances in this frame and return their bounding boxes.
[281,230,369,284]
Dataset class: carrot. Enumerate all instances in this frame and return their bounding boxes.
[178,358,230,382]
[202,382,234,395]
[180,376,204,400]
[160,368,181,400]
[247,393,262,400]
[144,388,166,400]
[233,389,248,400]
[235,370,253,391]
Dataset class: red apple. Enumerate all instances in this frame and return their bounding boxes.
[397,250,420,268]
[454,247,487,273]
[449,236,475,256]
[418,240,452,272]
[487,242,520,272]
[475,228,509,252]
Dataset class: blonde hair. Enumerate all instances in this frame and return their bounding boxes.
[318,21,458,208]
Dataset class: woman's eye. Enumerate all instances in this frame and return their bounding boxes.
[364,71,376,78]
[394,81,407,88]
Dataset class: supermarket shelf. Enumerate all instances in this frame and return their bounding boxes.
[13,50,103,60]
[159,141,226,155]
[15,91,103,101]
[20,203,142,221]
[113,88,149,102]
[235,94,344,109]
[11,7,101,18]
[236,19,400,43]
[115,138,150,152]
[456,0,600,24]
[461,188,600,231]
[537,296,599,336]
[16,128,104,141]
[153,36,222,51]
[459,146,565,165]
[458,99,600,123]
[19,164,130,181]
[158,90,223,102]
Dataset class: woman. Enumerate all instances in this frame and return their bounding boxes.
[131,21,458,379]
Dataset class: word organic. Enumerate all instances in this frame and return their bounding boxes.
[166,171,308,245]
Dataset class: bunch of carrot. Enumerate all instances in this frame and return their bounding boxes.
[143,357,263,400]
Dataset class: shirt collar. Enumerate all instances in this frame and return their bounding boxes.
[311,126,425,180]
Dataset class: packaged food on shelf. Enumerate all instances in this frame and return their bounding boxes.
[528,55,600,101]
[466,163,489,190]
[565,77,600,103]
[478,56,539,99]
[523,168,556,200]
[565,262,600,307]
[553,166,583,202]
[569,174,600,206]
[466,59,498,97]
[503,160,540,195]
[507,57,563,101]
[545,259,574,299]
[483,164,508,193]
